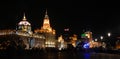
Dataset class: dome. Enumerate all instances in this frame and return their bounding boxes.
[18,13,31,26]
[18,20,31,26]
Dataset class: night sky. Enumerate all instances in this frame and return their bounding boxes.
[0,0,120,38]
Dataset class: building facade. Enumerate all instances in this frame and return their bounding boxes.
[34,10,56,48]
[17,13,46,49]
[0,10,57,50]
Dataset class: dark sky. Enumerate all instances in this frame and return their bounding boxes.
[0,0,120,38]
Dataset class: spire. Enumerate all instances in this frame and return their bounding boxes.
[43,9,50,25]
[45,9,47,15]
[44,9,49,19]
[23,13,27,21]
[42,9,51,30]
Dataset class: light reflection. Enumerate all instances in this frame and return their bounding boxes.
[84,53,90,59]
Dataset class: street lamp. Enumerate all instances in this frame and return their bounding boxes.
[95,38,98,41]
[107,32,111,37]
[107,32,112,49]
[100,36,103,40]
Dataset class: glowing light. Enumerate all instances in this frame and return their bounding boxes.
[108,32,111,37]
[59,47,62,50]
[100,36,103,40]
[83,43,90,49]
[18,13,31,26]
[18,21,31,25]
[44,19,50,24]
[81,34,86,37]
[64,28,69,31]
[81,33,90,38]
[84,53,90,59]
[95,38,97,41]
[86,34,90,38]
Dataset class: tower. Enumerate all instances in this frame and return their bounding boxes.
[35,10,56,48]
[42,10,51,30]
[17,13,33,49]
[41,10,55,34]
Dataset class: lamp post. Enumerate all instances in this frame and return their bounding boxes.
[100,36,104,48]
[107,32,111,49]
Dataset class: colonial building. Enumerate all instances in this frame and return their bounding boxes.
[58,35,67,50]
[35,10,56,48]
[0,10,57,50]
[16,13,45,49]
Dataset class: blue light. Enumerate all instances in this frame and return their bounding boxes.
[84,53,90,59]
[83,43,90,49]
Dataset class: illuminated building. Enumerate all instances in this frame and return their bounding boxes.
[62,28,71,42]
[18,13,32,34]
[81,31,93,48]
[81,31,102,48]
[0,30,15,35]
[58,35,67,50]
[116,39,120,49]
[71,34,77,47]
[0,11,56,50]
[16,13,33,49]
[16,13,45,49]
[81,31,92,42]
[85,31,92,42]
[35,10,56,48]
